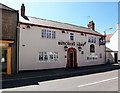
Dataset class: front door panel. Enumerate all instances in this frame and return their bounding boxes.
[69,50,74,68]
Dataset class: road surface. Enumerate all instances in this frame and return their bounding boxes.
[2,69,119,91]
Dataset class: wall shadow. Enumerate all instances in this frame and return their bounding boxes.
[1,64,120,89]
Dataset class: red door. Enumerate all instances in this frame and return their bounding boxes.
[66,48,78,68]
[69,50,74,68]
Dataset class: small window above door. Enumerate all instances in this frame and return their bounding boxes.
[70,33,74,41]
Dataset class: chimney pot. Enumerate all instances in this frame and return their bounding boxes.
[21,4,25,16]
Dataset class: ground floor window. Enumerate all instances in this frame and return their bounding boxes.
[39,52,58,62]
[87,56,98,62]
[87,53,98,62]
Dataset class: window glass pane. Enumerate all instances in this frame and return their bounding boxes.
[55,55,58,61]
[44,52,48,61]
[49,52,53,61]
[94,37,96,43]
[52,31,56,39]
[92,37,94,42]
[39,52,43,61]
[90,37,92,42]
[42,30,46,38]
[70,33,74,40]
[70,36,74,40]
[54,52,58,61]
[49,33,51,38]
[47,30,51,38]
[49,55,53,61]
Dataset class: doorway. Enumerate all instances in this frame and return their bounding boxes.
[114,53,118,63]
[0,40,14,74]
[69,50,74,68]
[66,48,78,68]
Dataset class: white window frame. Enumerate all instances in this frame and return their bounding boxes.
[88,36,96,43]
[70,33,74,41]
[39,52,58,63]
[87,54,98,62]
[42,29,56,39]
[42,29,46,38]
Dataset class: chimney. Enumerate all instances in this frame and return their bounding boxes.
[21,4,25,16]
[88,21,95,30]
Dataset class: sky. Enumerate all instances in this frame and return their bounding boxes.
[0,1,118,34]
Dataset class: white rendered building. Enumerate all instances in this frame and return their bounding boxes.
[106,24,119,63]
[18,4,106,71]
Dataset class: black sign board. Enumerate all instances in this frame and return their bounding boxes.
[99,37,105,45]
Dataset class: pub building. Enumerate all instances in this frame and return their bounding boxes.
[18,4,106,71]
[0,3,106,75]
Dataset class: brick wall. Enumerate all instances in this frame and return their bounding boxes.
[2,10,18,40]
[1,9,18,74]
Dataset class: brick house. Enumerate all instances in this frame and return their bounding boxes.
[0,3,19,74]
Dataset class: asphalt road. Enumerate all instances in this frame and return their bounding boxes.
[2,69,119,91]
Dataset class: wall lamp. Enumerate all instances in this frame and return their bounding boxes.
[62,30,65,33]
[27,25,31,28]
[64,45,68,51]
[78,46,82,52]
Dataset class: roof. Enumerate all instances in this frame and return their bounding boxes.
[106,47,118,52]
[20,16,103,36]
[0,3,17,11]
[106,47,113,52]
[106,34,113,42]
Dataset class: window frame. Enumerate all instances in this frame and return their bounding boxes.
[90,44,95,53]
[39,52,58,63]
[70,33,74,41]
[88,36,96,43]
[42,29,56,39]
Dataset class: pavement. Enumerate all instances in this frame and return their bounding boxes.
[1,63,120,89]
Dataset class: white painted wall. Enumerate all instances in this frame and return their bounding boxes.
[106,24,119,63]
[19,24,105,71]
[106,31,118,51]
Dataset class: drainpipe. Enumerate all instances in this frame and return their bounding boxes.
[105,35,106,64]
[16,11,19,74]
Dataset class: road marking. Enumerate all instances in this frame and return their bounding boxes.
[1,66,119,82]
[78,77,118,88]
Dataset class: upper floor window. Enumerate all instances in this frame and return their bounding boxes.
[42,29,56,39]
[90,44,95,53]
[88,36,96,43]
[70,33,74,41]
